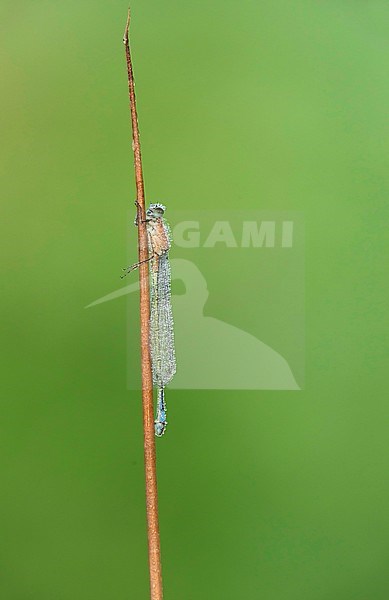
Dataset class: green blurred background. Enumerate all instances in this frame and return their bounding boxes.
[1,1,388,598]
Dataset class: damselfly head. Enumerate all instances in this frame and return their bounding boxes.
[147,203,166,218]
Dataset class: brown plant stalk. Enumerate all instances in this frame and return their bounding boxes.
[123,10,163,600]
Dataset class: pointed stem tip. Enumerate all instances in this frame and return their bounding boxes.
[123,7,131,44]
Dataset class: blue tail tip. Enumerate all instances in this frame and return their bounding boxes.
[155,421,167,437]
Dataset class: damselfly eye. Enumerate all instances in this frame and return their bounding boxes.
[148,203,166,217]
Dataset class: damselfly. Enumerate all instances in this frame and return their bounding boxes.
[122,203,176,437]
